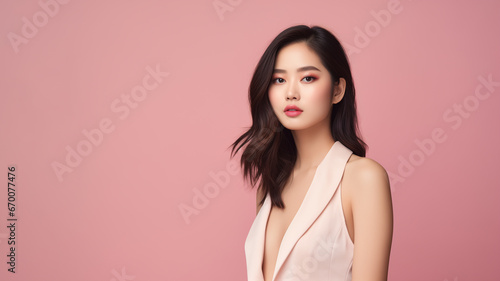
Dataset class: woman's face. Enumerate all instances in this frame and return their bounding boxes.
[268,41,343,132]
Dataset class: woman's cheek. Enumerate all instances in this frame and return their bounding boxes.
[310,86,333,115]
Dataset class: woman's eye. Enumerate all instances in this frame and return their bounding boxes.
[302,76,316,82]
[272,77,315,84]
[273,78,285,84]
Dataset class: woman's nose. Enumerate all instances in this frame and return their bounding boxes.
[286,81,299,100]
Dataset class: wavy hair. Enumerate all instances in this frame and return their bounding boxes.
[228,25,367,209]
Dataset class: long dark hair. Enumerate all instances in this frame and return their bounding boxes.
[228,25,367,209]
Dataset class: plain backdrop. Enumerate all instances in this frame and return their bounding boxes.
[1,0,499,280]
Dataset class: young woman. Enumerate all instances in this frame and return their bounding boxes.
[229,25,393,281]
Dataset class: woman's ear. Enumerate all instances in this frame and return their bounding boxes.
[332,78,346,105]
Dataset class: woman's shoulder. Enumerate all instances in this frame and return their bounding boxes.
[343,154,390,194]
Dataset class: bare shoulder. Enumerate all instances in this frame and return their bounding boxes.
[342,155,394,280]
[343,154,390,192]
[342,154,393,232]
[342,154,392,211]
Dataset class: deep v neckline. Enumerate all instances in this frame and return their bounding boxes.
[261,141,338,281]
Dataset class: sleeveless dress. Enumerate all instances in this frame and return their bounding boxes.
[244,141,354,281]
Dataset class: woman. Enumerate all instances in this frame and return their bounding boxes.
[229,25,393,281]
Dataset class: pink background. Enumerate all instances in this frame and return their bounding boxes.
[1,0,499,280]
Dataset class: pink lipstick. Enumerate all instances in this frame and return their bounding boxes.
[284,105,303,117]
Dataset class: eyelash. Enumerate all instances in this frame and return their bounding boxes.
[272,76,317,84]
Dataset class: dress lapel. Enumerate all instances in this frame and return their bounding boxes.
[245,191,271,281]
[270,141,352,280]
[245,141,353,281]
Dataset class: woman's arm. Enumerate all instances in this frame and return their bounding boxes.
[345,157,394,281]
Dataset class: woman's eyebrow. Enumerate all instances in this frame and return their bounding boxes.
[273,66,321,74]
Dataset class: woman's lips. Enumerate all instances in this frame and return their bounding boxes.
[284,105,303,117]
[285,110,302,117]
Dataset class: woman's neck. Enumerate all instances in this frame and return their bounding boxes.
[291,124,335,171]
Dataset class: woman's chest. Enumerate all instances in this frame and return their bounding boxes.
[262,170,317,279]
[266,170,316,245]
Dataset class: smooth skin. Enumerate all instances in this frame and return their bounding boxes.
[258,41,393,281]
